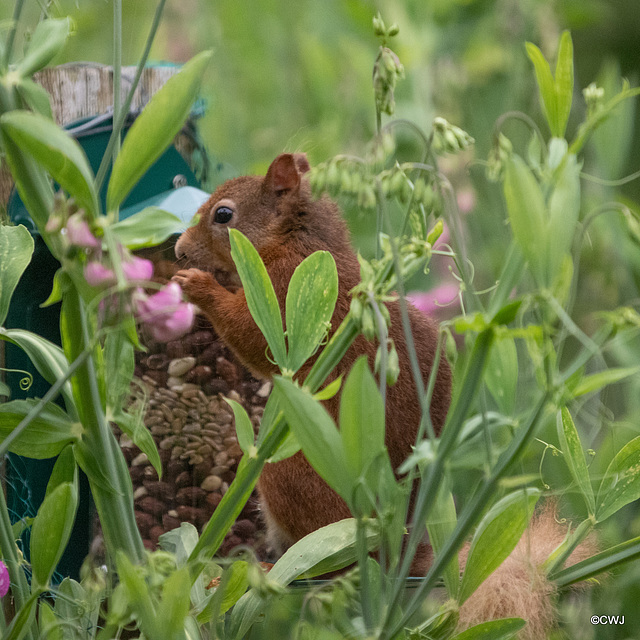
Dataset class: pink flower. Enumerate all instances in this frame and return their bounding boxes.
[134,282,194,342]
[84,262,115,287]
[408,283,460,315]
[122,256,154,281]
[0,561,9,598]
[66,213,100,248]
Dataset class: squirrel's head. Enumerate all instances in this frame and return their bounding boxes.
[175,153,348,281]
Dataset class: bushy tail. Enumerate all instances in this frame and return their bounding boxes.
[458,503,597,639]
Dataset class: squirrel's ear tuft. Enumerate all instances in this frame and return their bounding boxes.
[265,153,307,195]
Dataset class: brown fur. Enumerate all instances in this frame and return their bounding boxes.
[457,503,598,639]
[173,153,451,558]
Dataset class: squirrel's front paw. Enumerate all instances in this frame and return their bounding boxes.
[172,268,217,306]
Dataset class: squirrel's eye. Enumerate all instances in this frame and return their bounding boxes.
[213,206,233,224]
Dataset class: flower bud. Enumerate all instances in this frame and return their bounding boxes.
[387,23,399,37]
[350,296,364,321]
[122,256,154,281]
[65,212,99,249]
[386,342,399,385]
[84,262,116,287]
[361,306,376,340]
[373,13,386,37]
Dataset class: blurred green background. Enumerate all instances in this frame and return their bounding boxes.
[3,1,640,637]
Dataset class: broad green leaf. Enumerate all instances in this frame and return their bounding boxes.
[16,78,53,119]
[450,618,526,640]
[157,567,192,638]
[426,482,459,598]
[0,110,99,215]
[73,439,122,496]
[159,522,200,567]
[30,481,79,588]
[0,328,75,415]
[339,356,386,513]
[267,429,300,463]
[225,398,255,455]
[503,155,546,283]
[229,519,378,639]
[596,436,640,522]
[0,399,80,458]
[459,489,540,604]
[16,18,72,76]
[573,366,640,397]
[0,224,34,327]
[554,31,574,138]
[485,337,518,415]
[285,251,338,372]
[273,376,352,502]
[229,229,287,368]
[0,380,9,397]
[107,50,213,211]
[557,408,595,514]
[525,42,558,136]
[110,207,184,249]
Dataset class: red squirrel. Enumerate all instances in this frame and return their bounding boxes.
[173,153,451,558]
[173,153,593,638]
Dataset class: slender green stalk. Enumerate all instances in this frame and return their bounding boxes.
[382,329,495,630]
[95,0,168,196]
[3,0,26,70]
[356,517,374,631]
[112,0,122,172]
[382,393,549,640]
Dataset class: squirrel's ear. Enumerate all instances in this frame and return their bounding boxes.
[265,153,309,195]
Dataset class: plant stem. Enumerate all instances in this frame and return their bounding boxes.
[113,0,122,172]
[3,0,26,71]
[95,0,168,197]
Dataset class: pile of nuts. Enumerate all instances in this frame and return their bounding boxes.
[116,314,271,556]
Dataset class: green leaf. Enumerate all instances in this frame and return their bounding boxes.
[285,251,338,372]
[107,50,213,211]
[157,567,192,638]
[110,207,184,249]
[225,398,255,455]
[41,268,65,308]
[0,110,99,216]
[426,482,459,598]
[273,376,352,502]
[313,376,342,401]
[229,519,379,639]
[484,337,518,415]
[554,31,574,139]
[339,356,386,512]
[0,399,80,458]
[0,224,34,327]
[45,445,78,497]
[596,436,640,522]
[115,410,162,479]
[550,534,640,587]
[450,618,526,640]
[159,522,200,567]
[219,561,250,615]
[16,78,53,119]
[229,229,287,368]
[525,42,559,136]
[546,151,580,284]
[557,408,595,514]
[4,591,40,640]
[38,600,64,640]
[16,18,73,76]
[573,366,640,397]
[0,380,10,398]
[116,552,159,639]
[0,328,76,415]
[503,155,546,284]
[459,489,540,604]
[30,480,79,588]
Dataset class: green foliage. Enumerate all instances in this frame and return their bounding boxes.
[0,224,34,327]
[106,50,213,211]
[110,207,184,249]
